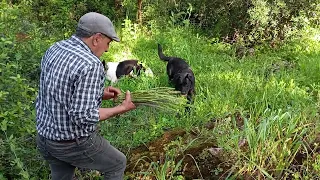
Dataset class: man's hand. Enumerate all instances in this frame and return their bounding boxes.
[99,91,136,121]
[120,91,136,112]
[103,86,121,101]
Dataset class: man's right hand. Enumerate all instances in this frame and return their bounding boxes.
[99,90,136,121]
[120,91,136,112]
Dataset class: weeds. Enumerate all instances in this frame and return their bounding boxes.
[1,4,320,179]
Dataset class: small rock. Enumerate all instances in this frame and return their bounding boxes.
[208,147,223,156]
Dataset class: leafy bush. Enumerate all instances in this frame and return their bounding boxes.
[0,36,49,179]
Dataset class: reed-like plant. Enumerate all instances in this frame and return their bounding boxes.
[115,87,189,112]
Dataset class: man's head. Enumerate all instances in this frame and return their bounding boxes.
[76,12,120,58]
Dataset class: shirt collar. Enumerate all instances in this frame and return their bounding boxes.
[70,35,92,53]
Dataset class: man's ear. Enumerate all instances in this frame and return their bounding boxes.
[92,34,99,46]
[92,33,103,46]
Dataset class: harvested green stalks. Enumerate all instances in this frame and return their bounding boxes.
[115,87,189,112]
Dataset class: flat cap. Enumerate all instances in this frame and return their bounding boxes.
[77,12,120,42]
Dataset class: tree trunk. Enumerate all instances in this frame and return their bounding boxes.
[137,0,143,24]
[115,0,122,19]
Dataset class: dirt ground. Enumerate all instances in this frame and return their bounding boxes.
[125,113,320,180]
[76,114,319,179]
[125,119,236,179]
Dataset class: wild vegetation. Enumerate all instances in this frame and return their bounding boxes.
[0,0,320,179]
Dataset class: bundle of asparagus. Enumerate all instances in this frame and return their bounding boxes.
[116,87,189,112]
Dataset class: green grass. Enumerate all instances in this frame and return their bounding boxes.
[1,9,320,178]
[97,22,320,179]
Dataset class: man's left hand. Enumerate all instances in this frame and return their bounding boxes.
[103,86,121,101]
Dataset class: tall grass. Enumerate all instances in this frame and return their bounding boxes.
[98,20,320,179]
[242,111,310,178]
[2,6,320,177]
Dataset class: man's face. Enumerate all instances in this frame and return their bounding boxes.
[93,33,112,58]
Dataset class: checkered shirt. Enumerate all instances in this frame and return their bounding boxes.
[36,35,105,141]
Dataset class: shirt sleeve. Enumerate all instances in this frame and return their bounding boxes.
[68,62,105,126]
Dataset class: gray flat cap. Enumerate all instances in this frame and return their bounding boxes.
[77,12,120,42]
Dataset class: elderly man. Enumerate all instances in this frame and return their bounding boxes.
[36,12,136,180]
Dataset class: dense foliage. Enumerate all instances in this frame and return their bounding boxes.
[1,0,320,179]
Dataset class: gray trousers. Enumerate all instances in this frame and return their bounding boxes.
[36,132,126,180]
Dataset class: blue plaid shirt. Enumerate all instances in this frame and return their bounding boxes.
[36,35,105,141]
